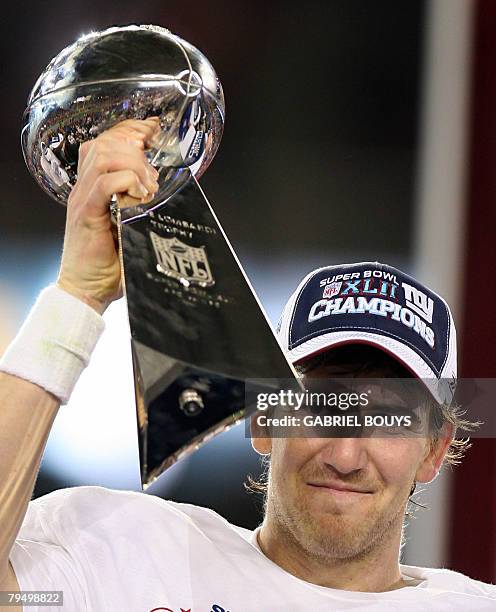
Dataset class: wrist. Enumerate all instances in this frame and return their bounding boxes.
[56,278,111,315]
[0,285,105,404]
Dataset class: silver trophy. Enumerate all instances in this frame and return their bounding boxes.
[22,25,296,487]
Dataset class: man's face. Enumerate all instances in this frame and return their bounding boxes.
[252,362,451,561]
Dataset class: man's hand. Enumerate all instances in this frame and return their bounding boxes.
[57,118,161,314]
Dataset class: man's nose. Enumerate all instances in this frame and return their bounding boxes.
[318,437,368,475]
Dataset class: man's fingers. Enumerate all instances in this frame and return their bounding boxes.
[78,146,159,194]
[83,170,152,216]
[115,117,160,129]
[116,192,153,209]
[105,118,161,140]
[78,119,161,169]
[99,126,154,144]
[71,118,162,219]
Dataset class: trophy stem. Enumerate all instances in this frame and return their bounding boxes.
[116,175,297,487]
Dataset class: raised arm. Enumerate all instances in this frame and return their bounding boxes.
[0,118,160,587]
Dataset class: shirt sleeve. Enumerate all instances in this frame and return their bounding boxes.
[8,486,124,612]
[8,485,223,612]
[10,539,87,611]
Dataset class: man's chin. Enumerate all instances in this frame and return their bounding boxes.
[292,502,386,559]
[297,524,377,561]
[310,513,368,539]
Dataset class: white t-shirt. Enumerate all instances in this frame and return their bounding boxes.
[10,486,496,611]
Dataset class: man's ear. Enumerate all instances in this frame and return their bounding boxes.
[415,422,455,484]
[250,414,272,455]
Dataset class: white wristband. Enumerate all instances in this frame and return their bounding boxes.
[0,285,105,404]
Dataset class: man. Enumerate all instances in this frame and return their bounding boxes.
[0,120,494,611]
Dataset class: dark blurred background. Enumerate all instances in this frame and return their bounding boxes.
[1,0,423,260]
[1,0,495,583]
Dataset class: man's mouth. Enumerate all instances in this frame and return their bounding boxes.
[306,481,374,495]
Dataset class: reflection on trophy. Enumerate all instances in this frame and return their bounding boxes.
[22,25,297,488]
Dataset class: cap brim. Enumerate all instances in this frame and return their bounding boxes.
[288,330,446,404]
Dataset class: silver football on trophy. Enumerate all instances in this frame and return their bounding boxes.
[21,24,225,206]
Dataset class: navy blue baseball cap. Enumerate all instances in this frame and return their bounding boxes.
[277,262,457,405]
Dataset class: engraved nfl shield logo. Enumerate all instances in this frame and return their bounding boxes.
[323,281,342,298]
[150,232,215,287]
